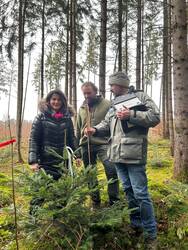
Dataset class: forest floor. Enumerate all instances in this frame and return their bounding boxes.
[0,137,188,249]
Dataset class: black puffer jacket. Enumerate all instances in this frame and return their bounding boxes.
[28,103,77,169]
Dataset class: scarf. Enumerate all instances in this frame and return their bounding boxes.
[51,111,64,119]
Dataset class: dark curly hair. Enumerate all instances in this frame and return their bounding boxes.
[45,89,68,111]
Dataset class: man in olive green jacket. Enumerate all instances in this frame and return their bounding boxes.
[85,72,160,249]
[77,82,119,207]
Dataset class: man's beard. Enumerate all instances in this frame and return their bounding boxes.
[86,96,98,106]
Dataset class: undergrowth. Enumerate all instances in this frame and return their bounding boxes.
[0,138,188,249]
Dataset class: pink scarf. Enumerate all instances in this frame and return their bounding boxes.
[51,112,64,119]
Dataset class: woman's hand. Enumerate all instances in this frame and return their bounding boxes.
[30,163,40,172]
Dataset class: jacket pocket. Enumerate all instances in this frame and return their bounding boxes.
[107,137,120,161]
[120,138,144,160]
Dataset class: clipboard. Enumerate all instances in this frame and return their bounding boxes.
[113,93,143,110]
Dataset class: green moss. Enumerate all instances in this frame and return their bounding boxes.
[1,138,188,249]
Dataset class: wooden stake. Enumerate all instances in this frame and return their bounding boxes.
[85,103,91,166]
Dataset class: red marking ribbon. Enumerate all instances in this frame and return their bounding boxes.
[0,139,16,148]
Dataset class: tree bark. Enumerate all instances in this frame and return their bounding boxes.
[99,0,107,98]
[167,0,174,156]
[65,0,70,97]
[172,0,188,182]
[141,1,144,90]
[16,0,26,162]
[136,0,142,89]
[72,0,77,114]
[69,0,73,104]
[22,51,31,124]
[162,0,169,138]
[118,0,122,71]
[124,0,128,74]
[41,0,45,98]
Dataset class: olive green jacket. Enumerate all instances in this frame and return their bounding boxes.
[76,96,111,146]
[94,91,160,164]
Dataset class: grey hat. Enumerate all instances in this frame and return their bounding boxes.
[109,72,130,87]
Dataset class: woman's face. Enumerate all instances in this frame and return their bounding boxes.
[49,94,62,112]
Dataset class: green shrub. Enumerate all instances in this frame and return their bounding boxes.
[0,174,12,207]
[20,162,131,250]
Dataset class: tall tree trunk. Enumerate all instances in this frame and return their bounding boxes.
[65,0,70,97]
[113,48,118,73]
[16,0,26,162]
[99,0,107,97]
[141,1,144,90]
[159,80,162,113]
[118,0,122,71]
[41,0,45,98]
[150,81,153,98]
[136,0,142,89]
[161,64,166,136]
[167,0,174,156]
[162,0,169,138]
[172,0,188,182]
[48,43,53,91]
[69,0,73,104]
[22,52,31,124]
[124,0,128,74]
[88,70,90,81]
[72,0,77,114]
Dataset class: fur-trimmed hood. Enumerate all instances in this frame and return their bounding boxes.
[38,99,75,117]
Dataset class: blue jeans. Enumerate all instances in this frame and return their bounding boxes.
[115,163,157,239]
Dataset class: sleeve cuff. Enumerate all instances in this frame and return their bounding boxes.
[130,109,136,119]
[92,127,98,136]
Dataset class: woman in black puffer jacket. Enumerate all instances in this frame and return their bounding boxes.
[28,89,78,180]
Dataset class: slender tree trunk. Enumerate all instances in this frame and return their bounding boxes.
[167,0,174,156]
[48,43,53,91]
[159,80,162,113]
[124,0,128,74]
[141,1,144,90]
[118,0,122,71]
[16,0,25,162]
[8,66,13,121]
[162,0,169,138]
[99,0,107,97]
[161,64,166,137]
[145,81,148,94]
[72,0,77,114]
[65,0,70,97]
[69,0,73,104]
[41,0,45,98]
[172,0,188,182]
[150,82,153,98]
[22,52,31,124]
[8,70,19,249]
[136,0,142,89]
[113,48,118,73]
